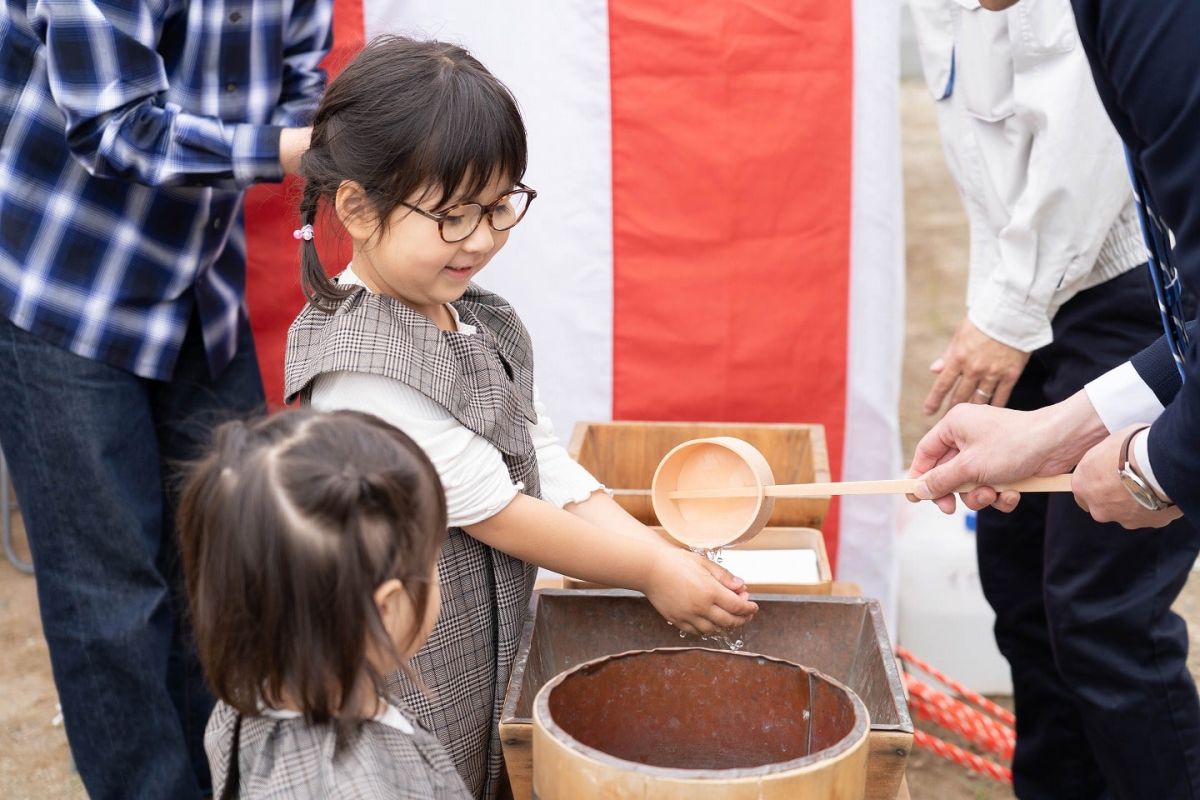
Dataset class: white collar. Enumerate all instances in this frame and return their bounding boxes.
[258,699,416,735]
[339,265,477,335]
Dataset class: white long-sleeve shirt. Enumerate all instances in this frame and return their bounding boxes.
[910,0,1144,353]
[309,267,604,527]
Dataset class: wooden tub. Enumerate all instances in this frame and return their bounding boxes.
[501,590,912,800]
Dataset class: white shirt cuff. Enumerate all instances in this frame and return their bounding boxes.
[1132,428,1168,499]
[1083,362,1165,433]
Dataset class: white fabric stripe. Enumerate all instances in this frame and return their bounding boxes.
[1084,360,1165,432]
[367,2,614,437]
[842,0,903,630]
[1133,428,1168,498]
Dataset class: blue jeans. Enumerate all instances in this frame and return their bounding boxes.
[0,313,265,800]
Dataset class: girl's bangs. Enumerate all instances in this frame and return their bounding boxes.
[413,76,527,208]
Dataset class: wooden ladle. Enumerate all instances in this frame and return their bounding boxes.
[650,437,1072,549]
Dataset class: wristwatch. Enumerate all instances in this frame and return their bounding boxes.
[1117,425,1175,511]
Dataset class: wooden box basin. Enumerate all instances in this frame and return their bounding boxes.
[501,590,912,800]
[568,421,831,530]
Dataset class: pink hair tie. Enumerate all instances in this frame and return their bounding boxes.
[292,224,314,241]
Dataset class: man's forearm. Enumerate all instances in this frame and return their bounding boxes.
[1030,390,1111,474]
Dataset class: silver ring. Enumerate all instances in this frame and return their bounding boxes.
[974,388,993,400]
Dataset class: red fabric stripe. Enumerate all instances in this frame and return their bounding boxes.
[608,1,854,564]
[244,0,363,409]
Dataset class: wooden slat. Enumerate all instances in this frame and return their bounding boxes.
[864,730,913,800]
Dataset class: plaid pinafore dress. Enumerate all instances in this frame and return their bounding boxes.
[284,284,540,799]
[205,698,472,799]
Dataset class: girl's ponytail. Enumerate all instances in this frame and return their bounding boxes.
[177,410,448,726]
[297,176,354,314]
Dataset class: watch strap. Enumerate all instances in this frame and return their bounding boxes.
[1119,424,1174,509]
[1119,424,1152,472]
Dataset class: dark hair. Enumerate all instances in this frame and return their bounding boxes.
[178,409,448,724]
[298,35,528,310]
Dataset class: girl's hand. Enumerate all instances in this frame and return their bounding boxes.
[642,547,759,636]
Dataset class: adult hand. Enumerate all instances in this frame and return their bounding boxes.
[279,127,312,175]
[924,317,1030,415]
[1072,426,1184,529]
[908,390,1108,514]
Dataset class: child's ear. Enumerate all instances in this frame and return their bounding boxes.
[374,578,417,655]
[374,578,408,624]
[335,180,377,241]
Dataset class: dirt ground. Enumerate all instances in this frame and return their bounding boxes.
[1,81,1198,799]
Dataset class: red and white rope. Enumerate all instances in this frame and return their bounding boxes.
[895,645,1016,726]
[913,729,1013,784]
[896,646,1016,785]
[906,678,1015,760]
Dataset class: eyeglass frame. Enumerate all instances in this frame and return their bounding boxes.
[399,183,537,243]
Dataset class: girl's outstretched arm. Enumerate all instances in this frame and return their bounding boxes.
[563,489,675,545]
[465,495,758,635]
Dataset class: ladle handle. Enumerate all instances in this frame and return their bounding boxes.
[666,474,1074,500]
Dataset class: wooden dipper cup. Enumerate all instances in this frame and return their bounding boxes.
[651,437,1074,549]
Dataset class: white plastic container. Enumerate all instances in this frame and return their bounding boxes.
[897,501,1012,695]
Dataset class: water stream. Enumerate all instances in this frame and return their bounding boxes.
[671,547,746,651]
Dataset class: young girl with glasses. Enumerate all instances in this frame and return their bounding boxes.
[283,36,758,798]
[179,409,472,800]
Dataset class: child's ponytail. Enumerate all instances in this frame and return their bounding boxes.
[297,174,354,313]
[178,410,448,724]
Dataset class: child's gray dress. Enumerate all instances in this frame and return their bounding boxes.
[284,285,541,799]
[205,700,472,799]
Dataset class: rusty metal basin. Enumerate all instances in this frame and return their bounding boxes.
[539,648,868,771]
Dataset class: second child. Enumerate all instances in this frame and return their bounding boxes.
[179,409,472,800]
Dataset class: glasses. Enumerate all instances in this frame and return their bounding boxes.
[401,184,537,244]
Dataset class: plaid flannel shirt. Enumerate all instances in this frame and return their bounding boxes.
[0,0,332,379]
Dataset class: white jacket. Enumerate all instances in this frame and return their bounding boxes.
[909,0,1144,352]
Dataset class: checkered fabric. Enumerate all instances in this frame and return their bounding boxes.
[205,699,473,799]
[0,0,332,379]
[285,284,541,799]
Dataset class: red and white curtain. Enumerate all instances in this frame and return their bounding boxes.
[245,0,903,618]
